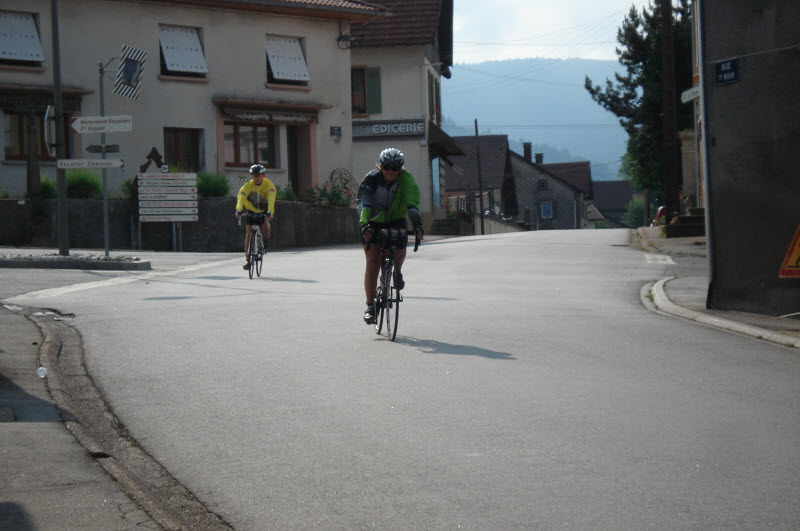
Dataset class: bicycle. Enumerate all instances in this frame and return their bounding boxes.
[369,227,420,341]
[238,211,267,279]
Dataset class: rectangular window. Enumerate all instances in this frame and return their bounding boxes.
[265,35,309,86]
[351,66,381,115]
[223,122,277,168]
[3,111,58,161]
[164,127,201,172]
[537,179,548,191]
[428,73,441,124]
[540,201,553,219]
[159,25,208,77]
[0,11,45,66]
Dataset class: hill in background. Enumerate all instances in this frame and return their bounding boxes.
[441,58,628,181]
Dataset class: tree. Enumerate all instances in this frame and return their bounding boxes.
[585,0,692,194]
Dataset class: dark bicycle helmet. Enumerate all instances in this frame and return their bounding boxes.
[250,163,266,175]
[379,148,404,171]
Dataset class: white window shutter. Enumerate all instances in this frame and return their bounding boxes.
[159,25,208,74]
[265,35,310,82]
[0,11,45,62]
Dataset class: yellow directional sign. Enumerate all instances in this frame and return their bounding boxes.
[779,225,800,278]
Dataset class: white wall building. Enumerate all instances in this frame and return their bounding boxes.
[0,0,374,198]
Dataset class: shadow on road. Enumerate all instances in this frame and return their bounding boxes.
[398,337,516,360]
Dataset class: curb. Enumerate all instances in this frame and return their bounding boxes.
[649,277,800,349]
[0,258,151,270]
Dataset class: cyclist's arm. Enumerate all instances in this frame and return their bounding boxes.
[356,171,379,226]
[402,172,422,229]
[264,178,277,214]
[236,181,251,212]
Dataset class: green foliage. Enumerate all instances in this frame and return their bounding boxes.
[276,184,296,202]
[120,177,134,199]
[0,184,8,199]
[585,0,693,192]
[622,197,646,228]
[66,169,102,198]
[197,172,229,197]
[301,174,355,207]
[40,177,57,199]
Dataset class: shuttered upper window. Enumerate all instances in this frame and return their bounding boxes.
[351,66,381,116]
[0,11,45,66]
[265,35,309,86]
[159,24,208,77]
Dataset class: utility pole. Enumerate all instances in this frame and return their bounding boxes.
[661,0,681,223]
[51,0,69,255]
[474,119,485,235]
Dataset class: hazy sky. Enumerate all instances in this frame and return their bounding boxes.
[453,0,652,63]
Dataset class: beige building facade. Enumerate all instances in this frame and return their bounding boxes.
[1,0,373,198]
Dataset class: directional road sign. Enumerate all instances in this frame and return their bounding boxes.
[137,173,199,223]
[70,115,133,134]
[58,159,124,169]
[681,86,701,103]
[86,144,119,153]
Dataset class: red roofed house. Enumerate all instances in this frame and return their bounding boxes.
[348,0,462,231]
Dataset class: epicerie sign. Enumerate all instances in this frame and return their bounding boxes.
[353,120,425,138]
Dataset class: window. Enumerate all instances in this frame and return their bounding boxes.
[265,35,309,86]
[428,72,441,124]
[351,66,381,115]
[537,179,548,191]
[159,25,208,78]
[0,11,45,67]
[3,111,57,161]
[540,201,553,219]
[223,122,277,168]
[164,128,201,172]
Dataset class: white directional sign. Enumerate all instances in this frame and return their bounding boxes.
[137,172,199,223]
[58,158,124,169]
[681,85,701,103]
[70,115,133,134]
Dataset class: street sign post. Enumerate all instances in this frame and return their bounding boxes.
[70,115,132,134]
[57,158,123,169]
[137,173,199,223]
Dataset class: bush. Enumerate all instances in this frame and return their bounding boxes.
[301,174,355,207]
[0,184,8,199]
[622,197,645,228]
[197,172,229,197]
[120,177,134,199]
[40,177,57,198]
[276,184,296,202]
[66,169,102,198]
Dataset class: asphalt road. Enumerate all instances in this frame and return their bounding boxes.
[5,230,799,529]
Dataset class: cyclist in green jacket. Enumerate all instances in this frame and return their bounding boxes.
[357,148,424,324]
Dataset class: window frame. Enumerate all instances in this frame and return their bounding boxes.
[265,35,310,87]
[223,121,278,169]
[158,24,208,79]
[3,110,62,162]
[163,127,202,172]
[540,201,554,220]
[351,65,381,116]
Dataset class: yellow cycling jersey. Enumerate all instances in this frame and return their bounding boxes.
[236,178,276,213]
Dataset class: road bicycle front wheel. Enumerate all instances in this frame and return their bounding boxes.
[383,261,396,340]
[248,232,257,279]
[376,261,392,335]
[255,237,263,277]
[388,266,401,341]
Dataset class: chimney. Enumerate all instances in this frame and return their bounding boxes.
[535,153,543,164]
[523,142,532,163]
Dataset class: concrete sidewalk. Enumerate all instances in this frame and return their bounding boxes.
[637,226,800,349]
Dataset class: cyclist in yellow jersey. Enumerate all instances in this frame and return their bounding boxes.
[235,163,276,269]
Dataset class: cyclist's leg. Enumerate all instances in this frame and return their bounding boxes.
[364,244,381,304]
[244,224,252,262]
[261,218,271,248]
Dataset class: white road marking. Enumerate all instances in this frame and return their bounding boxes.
[3,259,239,302]
[645,253,676,265]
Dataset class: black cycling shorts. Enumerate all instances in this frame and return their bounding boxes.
[245,212,267,226]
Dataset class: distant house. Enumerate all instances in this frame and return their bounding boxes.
[586,203,606,229]
[592,180,633,227]
[510,143,588,230]
[444,135,516,218]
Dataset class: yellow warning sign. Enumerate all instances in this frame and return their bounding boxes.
[779,225,800,278]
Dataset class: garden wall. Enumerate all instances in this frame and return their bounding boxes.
[0,198,361,252]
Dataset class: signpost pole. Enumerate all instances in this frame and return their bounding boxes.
[99,61,110,257]
[51,0,69,256]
